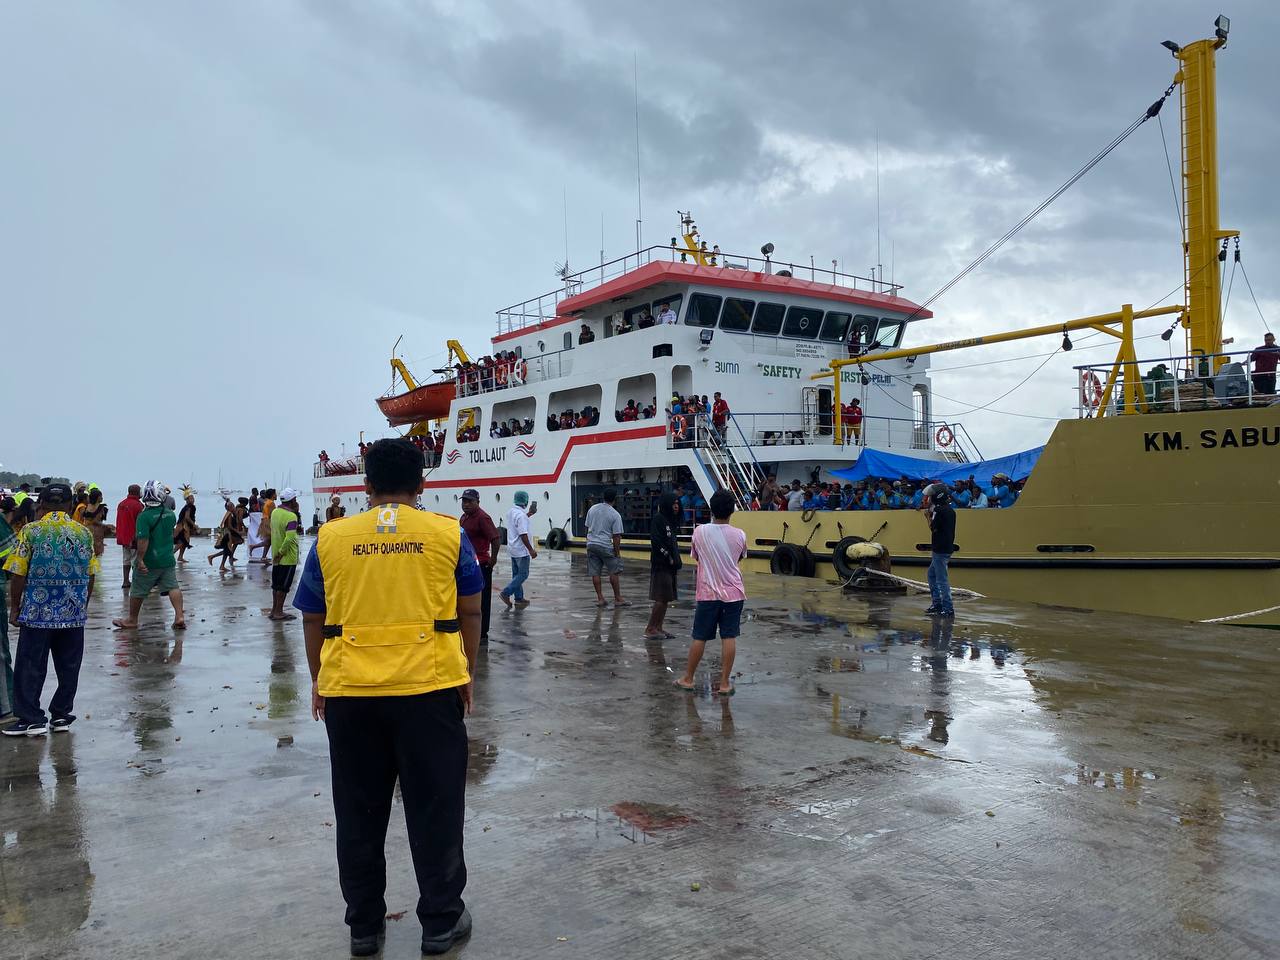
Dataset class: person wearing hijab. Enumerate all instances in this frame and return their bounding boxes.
[643,494,683,640]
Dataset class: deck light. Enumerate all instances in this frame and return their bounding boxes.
[1161,40,1181,54]
[1061,326,1073,352]
[1214,14,1229,40]
[761,243,775,256]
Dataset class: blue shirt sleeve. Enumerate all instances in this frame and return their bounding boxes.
[292,542,326,614]
[456,532,484,597]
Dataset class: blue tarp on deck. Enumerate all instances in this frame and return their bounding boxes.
[830,446,1045,487]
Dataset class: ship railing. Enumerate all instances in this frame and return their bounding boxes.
[671,411,973,458]
[1073,348,1277,417]
[495,245,901,336]
[453,346,574,398]
[314,456,364,479]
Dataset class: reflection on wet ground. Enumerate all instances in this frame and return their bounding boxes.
[2,547,1278,958]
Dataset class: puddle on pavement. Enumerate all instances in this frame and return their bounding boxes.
[553,805,690,846]
[1063,766,1160,790]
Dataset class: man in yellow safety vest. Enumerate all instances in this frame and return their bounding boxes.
[296,438,483,957]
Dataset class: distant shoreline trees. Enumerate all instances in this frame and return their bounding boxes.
[0,470,72,488]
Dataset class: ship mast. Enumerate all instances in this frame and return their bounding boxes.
[1172,16,1238,372]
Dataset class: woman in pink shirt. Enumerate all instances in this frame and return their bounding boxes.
[675,490,747,696]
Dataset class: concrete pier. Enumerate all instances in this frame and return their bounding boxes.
[2,547,1277,958]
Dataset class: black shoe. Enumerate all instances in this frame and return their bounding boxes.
[50,715,76,732]
[924,605,941,615]
[351,920,386,957]
[422,908,472,955]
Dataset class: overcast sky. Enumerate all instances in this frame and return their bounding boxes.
[3,1,1276,489]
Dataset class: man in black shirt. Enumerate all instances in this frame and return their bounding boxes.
[925,484,957,617]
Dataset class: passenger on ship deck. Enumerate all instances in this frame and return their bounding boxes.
[711,392,730,439]
[951,481,972,509]
[969,483,990,509]
[987,473,1017,508]
[658,303,678,325]
[1250,332,1278,396]
[578,324,595,345]
[615,314,634,336]
[637,309,654,329]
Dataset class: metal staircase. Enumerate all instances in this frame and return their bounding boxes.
[694,415,765,511]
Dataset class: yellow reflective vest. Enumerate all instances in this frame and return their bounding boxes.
[315,503,469,698]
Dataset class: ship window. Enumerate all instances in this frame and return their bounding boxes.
[455,406,481,444]
[623,304,652,330]
[548,384,602,432]
[564,331,573,351]
[783,305,823,339]
[652,294,681,321]
[819,311,852,342]
[719,298,754,332]
[751,302,785,335]
[684,293,722,328]
[877,316,905,348]
[615,373,657,423]
[850,315,878,351]
[493,396,537,437]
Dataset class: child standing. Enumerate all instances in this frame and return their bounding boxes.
[675,490,747,697]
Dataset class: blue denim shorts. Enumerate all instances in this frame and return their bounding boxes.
[691,600,744,641]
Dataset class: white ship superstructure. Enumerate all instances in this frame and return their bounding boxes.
[312,223,973,543]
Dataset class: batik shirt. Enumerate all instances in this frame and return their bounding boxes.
[2,511,100,628]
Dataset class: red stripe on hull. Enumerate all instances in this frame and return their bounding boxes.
[313,424,667,494]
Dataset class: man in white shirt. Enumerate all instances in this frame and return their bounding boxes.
[786,482,805,511]
[657,303,678,325]
[499,491,537,608]
[584,489,629,607]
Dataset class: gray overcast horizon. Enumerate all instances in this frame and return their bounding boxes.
[3,1,1276,492]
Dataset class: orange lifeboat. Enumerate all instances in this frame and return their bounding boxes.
[376,381,455,427]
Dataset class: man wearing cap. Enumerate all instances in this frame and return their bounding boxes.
[459,489,500,642]
[3,484,100,736]
[112,480,185,631]
[499,490,536,609]
[295,438,482,956]
[268,489,302,621]
[325,495,345,524]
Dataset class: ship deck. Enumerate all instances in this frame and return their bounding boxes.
[3,547,1277,959]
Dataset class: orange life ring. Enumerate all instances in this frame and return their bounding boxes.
[670,414,687,439]
[934,425,955,448]
[517,361,528,383]
[1081,371,1103,409]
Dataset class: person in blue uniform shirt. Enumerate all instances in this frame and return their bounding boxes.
[951,481,971,508]
[987,473,1017,509]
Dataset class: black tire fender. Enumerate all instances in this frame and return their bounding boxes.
[832,535,869,580]
[769,543,806,576]
[545,527,568,550]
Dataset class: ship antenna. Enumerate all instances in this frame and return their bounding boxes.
[875,127,882,292]
[563,185,570,277]
[634,53,643,251]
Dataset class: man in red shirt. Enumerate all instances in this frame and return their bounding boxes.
[711,392,730,439]
[1250,332,1278,397]
[114,485,145,591]
[843,399,864,446]
[459,489,501,643]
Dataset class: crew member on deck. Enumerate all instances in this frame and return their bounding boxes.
[296,438,483,957]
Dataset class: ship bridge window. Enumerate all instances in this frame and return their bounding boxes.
[719,297,755,332]
[783,305,823,339]
[819,311,852,342]
[877,316,906,348]
[622,303,653,331]
[850,315,878,351]
[751,302,785,335]
[684,293,722,328]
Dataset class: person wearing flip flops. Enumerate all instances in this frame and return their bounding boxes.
[644,493,682,639]
[3,483,100,736]
[675,490,747,697]
[584,488,629,608]
[112,480,186,632]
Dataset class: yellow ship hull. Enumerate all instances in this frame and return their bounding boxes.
[733,407,1280,626]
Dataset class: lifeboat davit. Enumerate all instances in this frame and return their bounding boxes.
[376,381,455,427]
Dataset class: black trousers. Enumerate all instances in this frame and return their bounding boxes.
[14,626,85,725]
[480,563,493,639]
[324,689,468,938]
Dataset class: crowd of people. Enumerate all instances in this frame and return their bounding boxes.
[667,391,732,446]
[752,473,1022,511]
[490,418,535,438]
[547,405,600,431]
[455,351,526,396]
[614,398,660,421]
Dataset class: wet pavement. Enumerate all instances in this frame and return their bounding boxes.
[3,544,1279,959]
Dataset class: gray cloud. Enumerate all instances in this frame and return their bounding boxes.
[0,0,1275,487]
